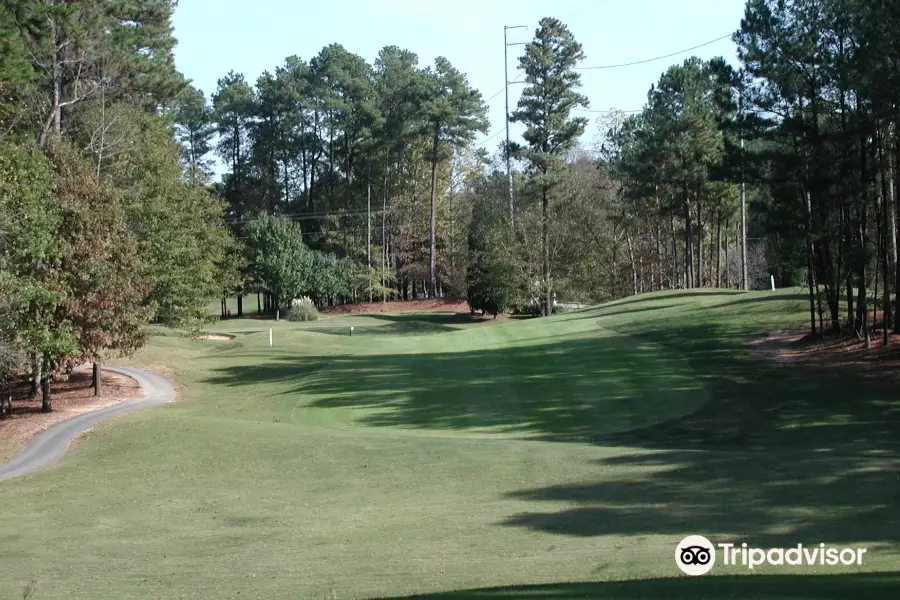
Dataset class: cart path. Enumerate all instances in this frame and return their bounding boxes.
[0,367,175,482]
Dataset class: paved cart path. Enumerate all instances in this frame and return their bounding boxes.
[0,367,175,482]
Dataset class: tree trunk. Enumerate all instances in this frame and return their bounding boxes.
[847,272,854,330]
[724,220,730,288]
[382,173,388,303]
[893,125,900,332]
[805,191,817,334]
[626,232,638,296]
[31,355,40,397]
[93,361,101,397]
[655,219,663,291]
[542,183,551,317]
[39,20,63,146]
[684,191,694,289]
[716,214,723,288]
[696,205,703,288]
[237,295,243,318]
[0,386,10,420]
[670,214,678,290]
[859,268,871,348]
[41,366,51,413]
[880,131,893,343]
[428,125,440,298]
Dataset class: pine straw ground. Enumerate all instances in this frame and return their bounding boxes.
[749,311,900,375]
[321,298,470,315]
[0,369,142,463]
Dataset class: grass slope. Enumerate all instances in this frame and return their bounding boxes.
[1,288,899,600]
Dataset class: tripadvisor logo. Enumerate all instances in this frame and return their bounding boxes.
[675,535,868,576]
[676,535,716,576]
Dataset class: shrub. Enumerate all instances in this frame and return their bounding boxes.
[287,296,319,322]
[510,302,541,317]
[509,301,567,317]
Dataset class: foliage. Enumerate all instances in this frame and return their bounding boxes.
[106,111,239,332]
[173,83,216,183]
[4,0,183,144]
[466,193,521,318]
[46,139,151,362]
[422,57,488,295]
[287,297,319,322]
[0,140,75,379]
[510,17,589,316]
[244,214,312,311]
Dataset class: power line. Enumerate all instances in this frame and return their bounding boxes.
[479,128,506,146]
[224,209,385,225]
[575,33,733,70]
[573,108,643,114]
[235,227,375,239]
[484,69,524,103]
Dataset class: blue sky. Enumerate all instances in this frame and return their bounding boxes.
[172,0,747,173]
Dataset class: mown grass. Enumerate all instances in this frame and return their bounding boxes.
[1,288,898,599]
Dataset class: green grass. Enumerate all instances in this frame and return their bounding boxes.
[2,288,900,599]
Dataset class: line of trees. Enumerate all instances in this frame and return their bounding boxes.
[0,1,236,411]
[597,0,900,344]
[173,44,488,311]
[467,0,900,348]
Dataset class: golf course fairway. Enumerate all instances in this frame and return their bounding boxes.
[2,289,899,599]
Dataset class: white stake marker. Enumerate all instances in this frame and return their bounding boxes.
[269,328,273,346]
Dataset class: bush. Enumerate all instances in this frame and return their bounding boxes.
[510,302,541,317]
[509,301,568,317]
[287,296,319,322]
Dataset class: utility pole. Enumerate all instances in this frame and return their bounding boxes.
[367,169,372,302]
[504,25,528,222]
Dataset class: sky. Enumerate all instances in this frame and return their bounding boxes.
[172,0,747,177]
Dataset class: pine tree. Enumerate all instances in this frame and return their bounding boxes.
[510,17,589,316]
[421,57,487,297]
[173,84,216,184]
[213,71,257,218]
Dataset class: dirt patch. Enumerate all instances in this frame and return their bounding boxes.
[200,334,234,341]
[321,298,469,316]
[0,369,142,463]
[749,327,900,372]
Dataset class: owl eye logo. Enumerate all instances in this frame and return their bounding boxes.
[680,545,712,565]
[675,535,716,575]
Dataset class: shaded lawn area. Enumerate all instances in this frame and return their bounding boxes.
[202,316,709,440]
[205,287,900,454]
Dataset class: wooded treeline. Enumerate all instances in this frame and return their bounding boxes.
[168,0,900,335]
[0,0,236,412]
[176,44,488,312]
[600,0,900,343]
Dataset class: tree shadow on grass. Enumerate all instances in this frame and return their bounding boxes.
[301,313,495,337]
[563,303,692,322]
[205,330,710,439]
[499,448,900,547]
[369,574,900,599]
[204,315,900,455]
[202,304,900,549]
[598,290,743,307]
